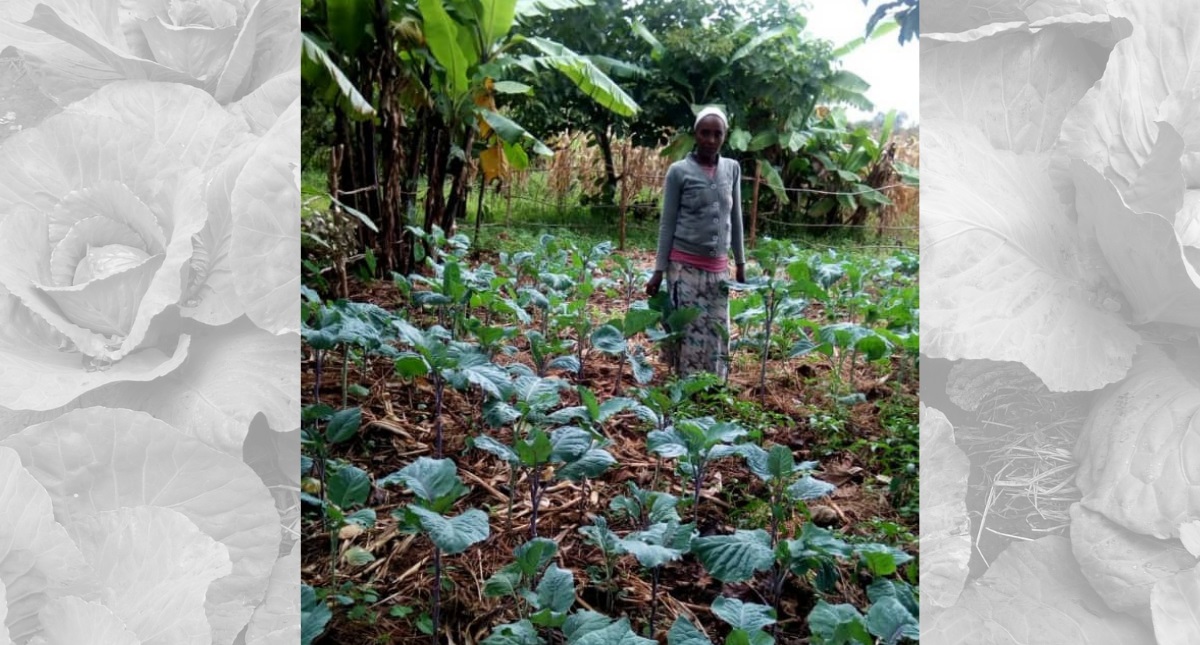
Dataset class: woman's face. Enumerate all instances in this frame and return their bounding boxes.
[695,115,726,158]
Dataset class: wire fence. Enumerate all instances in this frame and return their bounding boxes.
[315,158,919,254]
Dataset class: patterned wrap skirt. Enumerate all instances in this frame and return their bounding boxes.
[664,261,730,379]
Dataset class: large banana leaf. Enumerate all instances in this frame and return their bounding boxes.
[419,0,472,98]
[301,33,375,117]
[480,0,519,52]
[523,37,639,117]
[326,0,372,54]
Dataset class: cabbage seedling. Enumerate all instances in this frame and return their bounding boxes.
[382,457,490,645]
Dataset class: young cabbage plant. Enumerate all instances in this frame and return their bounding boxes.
[324,462,376,577]
[470,267,528,330]
[550,242,612,378]
[632,372,723,433]
[483,537,579,632]
[590,304,660,393]
[381,457,491,645]
[405,224,470,268]
[609,482,682,530]
[476,375,571,536]
[814,323,893,395]
[474,410,617,537]
[498,249,537,288]
[525,329,580,377]
[547,424,618,519]
[393,319,513,457]
[547,385,639,437]
[647,417,748,523]
[477,371,619,532]
[608,253,644,309]
[781,522,914,601]
[409,256,487,339]
[332,301,402,405]
[552,296,596,380]
[740,239,818,404]
[300,453,376,580]
[692,529,776,586]
[473,425,554,538]
[711,596,778,645]
[485,611,656,645]
[578,516,623,612]
[517,283,559,338]
[301,584,333,645]
[740,444,836,615]
[615,520,697,636]
[807,579,920,645]
[300,404,363,533]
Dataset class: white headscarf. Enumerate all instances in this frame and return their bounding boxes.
[694,106,728,131]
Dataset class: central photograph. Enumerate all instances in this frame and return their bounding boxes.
[297,0,920,641]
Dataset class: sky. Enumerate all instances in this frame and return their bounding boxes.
[800,0,920,124]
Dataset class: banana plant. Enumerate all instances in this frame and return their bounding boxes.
[393,319,513,457]
[415,0,639,230]
[381,457,490,645]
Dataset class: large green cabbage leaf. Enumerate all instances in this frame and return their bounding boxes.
[1058,1,1200,194]
[27,597,141,645]
[231,97,300,335]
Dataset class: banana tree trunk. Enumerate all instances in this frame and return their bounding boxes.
[423,117,449,238]
[442,129,476,234]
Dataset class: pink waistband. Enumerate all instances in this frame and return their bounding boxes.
[669,247,728,272]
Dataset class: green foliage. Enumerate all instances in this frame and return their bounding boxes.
[693,529,776,583]
[302,585,333,645]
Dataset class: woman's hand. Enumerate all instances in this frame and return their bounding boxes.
[646,271,664,296]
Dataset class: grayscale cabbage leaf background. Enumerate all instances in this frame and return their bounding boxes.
[922,0,1200,642]
[0,1,299,642]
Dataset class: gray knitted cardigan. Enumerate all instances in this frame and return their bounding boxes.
[653,154,746,272]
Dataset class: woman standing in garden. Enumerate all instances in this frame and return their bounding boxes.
[646,106,746,378]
